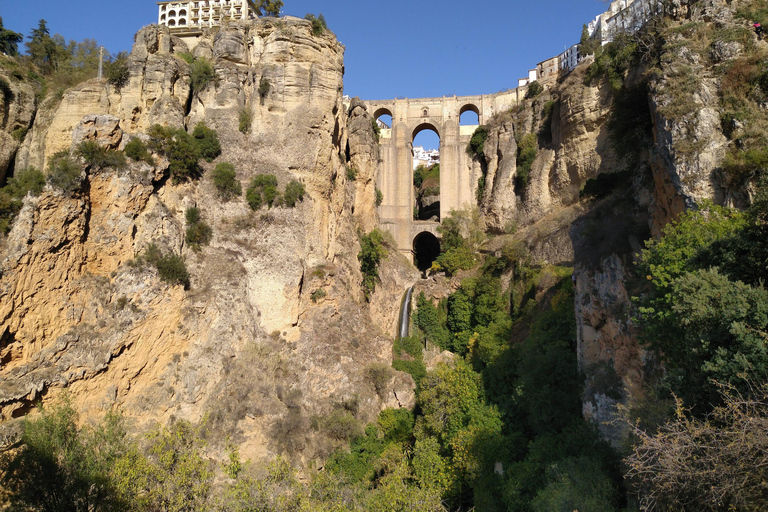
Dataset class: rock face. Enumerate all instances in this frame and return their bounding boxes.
[0,18,410,466]
[0,67,37,182]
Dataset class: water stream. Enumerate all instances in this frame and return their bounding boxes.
[397,285,415,339]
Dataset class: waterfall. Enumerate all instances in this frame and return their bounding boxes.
[397,285,415,339]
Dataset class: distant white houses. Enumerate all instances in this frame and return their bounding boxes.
[413,146,439,170]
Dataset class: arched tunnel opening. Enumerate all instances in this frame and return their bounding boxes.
[413,232,441,272]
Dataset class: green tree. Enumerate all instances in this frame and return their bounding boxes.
[189,57,216,95]
[358,229,387,300]
[283,179,305,207]
[0,17,23,56]
[254,0,283,17]
[25,19,68,74]
[304,13,328,36]
[0,400,135,512]
[105,51,130,90]
[245,174,279,210]
[211,162,241,200]
[47,151,83,194]
[148,124,202,183]
[191,122,221,162]
[75,140,126,170]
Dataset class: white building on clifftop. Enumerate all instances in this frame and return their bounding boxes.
[157,0,259,34]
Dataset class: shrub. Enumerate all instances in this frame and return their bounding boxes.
[212,162,242,200]
[524,81,543,99]
[47,151,83,194]
[366,363,394,399]
[185,206,201,225]
[189,57,216,95]
[0,167,45,234]
[258,77,270,104]
[186,222,212,249]
[466,125,489,159]
[11,127,28,141]
[304,13,327,36]
[346,166,358,181]
[246,174,279,210]
[516,132,538,190]
[375,187,383,206]
[310,288,326,302]
[148,124,202,183]
[75,140,126,170]
[358,229,387,300]
[105,51,130,90]
[124,137,152,163]
[238,108,252,133]
[371,118,381,142]
[156,253,190,288]
[192,122,221,162]
[283,180,305,207]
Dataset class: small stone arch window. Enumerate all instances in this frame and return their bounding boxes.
[422,108,428,117]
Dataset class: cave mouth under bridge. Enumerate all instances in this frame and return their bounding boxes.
[363,90,522,263]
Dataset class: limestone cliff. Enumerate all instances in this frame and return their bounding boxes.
[474,0,766,442]
[0,18,413,465]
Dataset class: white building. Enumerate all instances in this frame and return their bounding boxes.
[157,0,259,33]
[587,0,659,45]
[413,146,439,170]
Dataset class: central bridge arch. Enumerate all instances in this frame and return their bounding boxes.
[365,92,522,262]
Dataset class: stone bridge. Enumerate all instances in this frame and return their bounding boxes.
[363,90,523,264]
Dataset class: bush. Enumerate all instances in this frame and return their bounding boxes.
[191,122,221,162]
[148,124,202,183]
[366,363,394,399]
[283,180,305,207]
[189,57,216,95]
[75,140,126,170]
[124,137,152,163]
[246,174,279,210]
[239,108,252,133]
[212,162,242,200]
[304,13,327,36]
[466,126,489,159]
[185,206,212,249]
[46,151,83,194]
[358,229,387,300]
[310,288,326,302]
[516,132,538,190]
[524,81,543,99]
[375,187,383,206]
[346,166,358,181]
[258,77,270,104]
[105,51,129,90]
[156,253,190,288]
[0,167,45,233]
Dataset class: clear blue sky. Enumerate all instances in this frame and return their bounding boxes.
[1,0,606,148]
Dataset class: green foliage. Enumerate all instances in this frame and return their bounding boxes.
[4,166,45,199]
[156,253,191,288]
[466,126,489,159]
[310,288,326,302]
[25,19,69,75]
[11,127,28,141]
[46,150,83,194]
[515,132,537,190]
[191,122,221,162]
[413,293,451,352]
[185,207,212,250]
[366,363,394,399]
[392,335,427,387]
[371,117,381,141]
[314,409,362,441]
[579,24,600,56]
[635,202,768,412]
[245,174,279,210]
[0,17,23,56]
[283,180,305,207]
[304,13,328,36]
[124,137,152,163]
[75,140,126,170]
[584,33,640,93]
[105,51,130,90]
[375,187,383,206]
[524,81,543,99]
[238,108,252,133]
[253,0,283,17]
[258,77,270,104]
[148,124,202,183]
[358,229,387,300]
[211,162,241,200]
[0,399,136,512]
[189,57,216,95]
[346,165,358,181]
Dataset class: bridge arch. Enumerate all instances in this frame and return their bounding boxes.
[413,231,441,271]
[373,107,393,121]
[412,122,440,141]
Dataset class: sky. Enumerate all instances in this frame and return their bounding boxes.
[1,0,608,148]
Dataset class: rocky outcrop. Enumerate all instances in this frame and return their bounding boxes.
[0,18,408,468]
[0,67,37,182]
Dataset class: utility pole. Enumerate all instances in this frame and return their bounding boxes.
[97,46,104,79]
